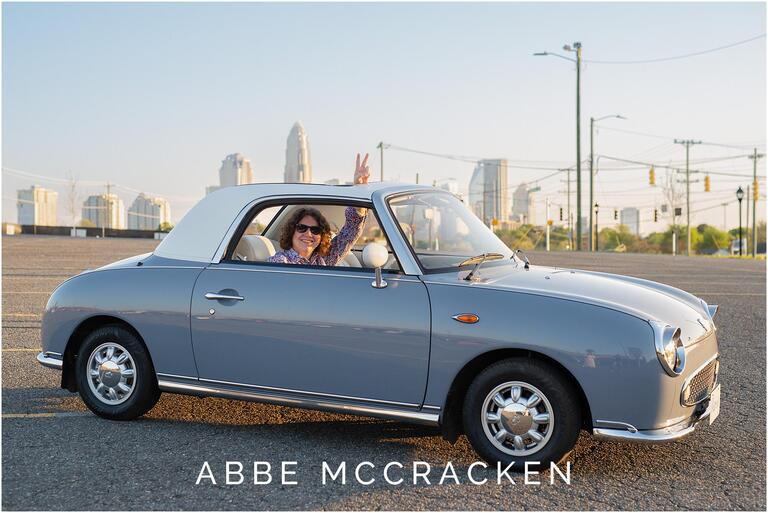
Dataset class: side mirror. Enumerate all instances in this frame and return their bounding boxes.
[362,243,389,289]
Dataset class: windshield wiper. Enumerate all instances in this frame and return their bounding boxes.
[512,249,530,270]
[458,253,504,281]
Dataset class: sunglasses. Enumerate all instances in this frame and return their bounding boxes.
[295,223,323,236]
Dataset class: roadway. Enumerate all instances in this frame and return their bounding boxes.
[2,236,765,510]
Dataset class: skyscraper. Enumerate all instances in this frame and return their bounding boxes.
[82,194,125,229]
[512,183,536,225]
[620,207,640,236]
[127,193,172,230]
[469,159,508,225]
[284,121,312,183]
[468,166,485,220]
[17,185,58,226]
[219,153,253,187]
[206,153,254,195]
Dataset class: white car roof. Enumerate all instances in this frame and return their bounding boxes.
[153,182,434,263]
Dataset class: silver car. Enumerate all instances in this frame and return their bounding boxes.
[37,182,721,468]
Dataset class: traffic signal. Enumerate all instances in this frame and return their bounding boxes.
[559,207,563,221]
[704,175,711,192]
[754,180,759,201]
[649,167,656,186]
[653,209,658,222]
[613,209,618,220]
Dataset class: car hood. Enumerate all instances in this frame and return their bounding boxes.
[428,261,713,345]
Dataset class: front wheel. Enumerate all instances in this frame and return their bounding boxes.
[75,325,160,420]
[462,358,582,469]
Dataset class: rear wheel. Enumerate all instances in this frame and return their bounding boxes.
[463,358,581,469]
[75,325,160,420]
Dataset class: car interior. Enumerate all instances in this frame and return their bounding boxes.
[230,204,401,271]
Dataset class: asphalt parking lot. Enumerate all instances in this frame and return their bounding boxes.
[2,235,765,510]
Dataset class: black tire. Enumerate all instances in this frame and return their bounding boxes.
[462,357,581,470]
[75,325,160,420]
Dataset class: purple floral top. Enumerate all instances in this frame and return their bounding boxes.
[268,207,367,266]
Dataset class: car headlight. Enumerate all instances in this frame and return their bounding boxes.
[651,322,686,377]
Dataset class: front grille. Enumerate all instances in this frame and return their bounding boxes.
[681,358,718,406]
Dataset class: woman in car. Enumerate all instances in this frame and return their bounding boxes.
[268,153,370,266]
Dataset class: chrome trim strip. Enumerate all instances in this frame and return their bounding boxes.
[594,420,638,433]
[198,377,419,408]
[158,379,440,426]
[156,372,197,380]
[593,395,717,443]
[680,353,720,406]
[422,405,441,411]
[36,352,63,370]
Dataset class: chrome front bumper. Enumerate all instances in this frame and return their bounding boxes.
[36,352,63,370]
[592,392,719,443]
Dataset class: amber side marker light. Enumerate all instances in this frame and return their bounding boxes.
[452,313,479,324]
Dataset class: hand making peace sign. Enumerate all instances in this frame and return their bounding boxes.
[354,153,370,185]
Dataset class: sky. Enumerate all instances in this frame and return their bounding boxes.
[2,2,766,234]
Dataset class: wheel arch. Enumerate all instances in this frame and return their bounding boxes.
[61,315,154,392]
[439,348,593,442]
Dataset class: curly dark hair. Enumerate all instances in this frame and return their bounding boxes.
[278,207,332,256]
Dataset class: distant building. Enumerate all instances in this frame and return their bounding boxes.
[82,194,125,229]
[468,165,485,220]
[437,178,460,196]
[620,207,640,236]
[512,183,536,225]
[206,153,253,194]
[284,121,312,183]
[219,153,253,187]
[468,160,508,225]
[127,193,171,230]
[17,186,58,226]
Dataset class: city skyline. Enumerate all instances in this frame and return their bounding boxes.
[2,2,765,234]
[284,121,312,183]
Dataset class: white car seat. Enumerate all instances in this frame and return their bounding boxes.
[233,235,276,262]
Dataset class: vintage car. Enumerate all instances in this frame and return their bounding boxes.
[37,182,721,467]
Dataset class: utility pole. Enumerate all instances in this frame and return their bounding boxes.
[674,139,701,256]
[377,142,386,182]
[566,167,572,250]
[749,149,764,258]
[575,43,583,251]
[546,197,551,252]
[103,182,111,238]
[722,203,728,232]
[746,186,750,254]
[589,117,594,251]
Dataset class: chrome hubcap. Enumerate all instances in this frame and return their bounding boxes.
[481,381,554,456]
[86,342,137,405]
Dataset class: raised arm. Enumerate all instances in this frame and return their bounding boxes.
[325,207,368,266]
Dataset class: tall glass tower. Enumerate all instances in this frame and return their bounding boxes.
[284,121,312,183]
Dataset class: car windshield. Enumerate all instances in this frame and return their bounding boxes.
[388,191,513,270]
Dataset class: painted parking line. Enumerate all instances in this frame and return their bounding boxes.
[2,412,90,419]
[2,348,41,352]
[3,313,41,317]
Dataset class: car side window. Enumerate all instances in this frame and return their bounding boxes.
[227,202,401,272]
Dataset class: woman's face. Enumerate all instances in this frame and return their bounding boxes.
[291,214,322,257]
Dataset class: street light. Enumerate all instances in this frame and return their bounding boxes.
[737,186,744,256]
[594,202,600,251]
[535,41,583,250]
[590,114,626,251]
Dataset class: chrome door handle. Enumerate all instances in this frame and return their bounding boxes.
[205,292,244,301]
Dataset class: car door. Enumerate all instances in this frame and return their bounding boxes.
[189,235,431,407]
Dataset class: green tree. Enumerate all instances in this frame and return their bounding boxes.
[78,218,95,228]
[696,225,730,254]
[158,222,174,232]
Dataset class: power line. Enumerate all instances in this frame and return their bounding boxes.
[583,33,765,64]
